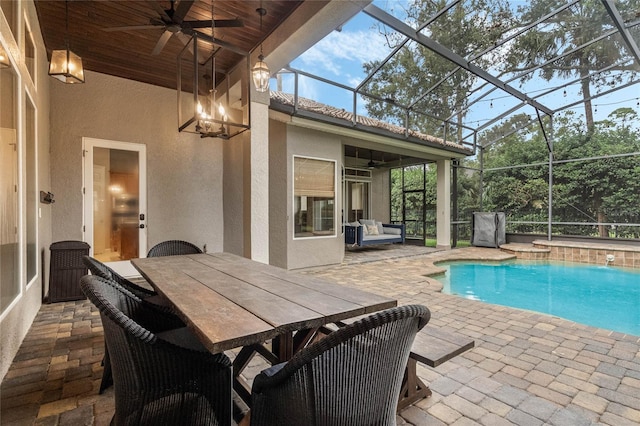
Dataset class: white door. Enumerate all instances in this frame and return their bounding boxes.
[83,138,147,277]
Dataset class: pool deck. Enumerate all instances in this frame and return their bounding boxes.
[2,246,639,425]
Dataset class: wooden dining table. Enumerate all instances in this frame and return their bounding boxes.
[131,252,397,402]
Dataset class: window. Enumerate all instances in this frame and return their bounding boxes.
[344,168,372,222]
[0,0,16,34]
[24,22,36,82]
[26,95,37,283]
[0,60,19,313]
[293,156,336,238]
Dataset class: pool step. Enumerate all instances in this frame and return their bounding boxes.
[499,243,550,260]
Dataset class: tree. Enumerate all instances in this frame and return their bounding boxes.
[503,0,640,129]
[362,0,513,139]
[553,115,640,237]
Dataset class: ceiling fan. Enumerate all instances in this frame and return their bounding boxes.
[367,150,386,169]
[103,0,244,55]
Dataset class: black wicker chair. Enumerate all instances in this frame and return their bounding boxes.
[82,256,170,307]
[83,256,181,393]
[146,240,203,257]
[81,275,232,426]
[248,304,430,426]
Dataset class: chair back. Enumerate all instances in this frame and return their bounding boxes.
[83,256,156,299]
[81,275,231,425]
[251,304,430,426]
[146,240,203,257]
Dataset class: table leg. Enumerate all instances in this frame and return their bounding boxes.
[397,358,432,411]
[272,332,294,361]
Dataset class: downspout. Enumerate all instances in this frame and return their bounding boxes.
[478,140,483,211]
[452,159,458,248]
[548,115,554,241]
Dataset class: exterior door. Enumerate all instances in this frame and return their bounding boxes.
[83,138,146,277]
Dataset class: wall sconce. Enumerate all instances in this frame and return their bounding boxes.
[40,191,55,204]
[48,0,84,84]
[177,33,251,139]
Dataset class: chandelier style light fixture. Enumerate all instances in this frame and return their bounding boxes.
[177,2,250,139]
[251,5,270,92]
[48,0,84,83]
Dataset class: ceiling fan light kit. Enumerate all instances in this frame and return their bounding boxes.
[48,0,84,84]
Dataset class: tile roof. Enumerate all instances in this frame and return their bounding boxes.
[270,91,472,153]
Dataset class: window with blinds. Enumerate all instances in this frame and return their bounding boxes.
[293,156,336,238]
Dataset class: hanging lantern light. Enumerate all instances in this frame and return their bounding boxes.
[251,5,270,92]
[48,0,84,84]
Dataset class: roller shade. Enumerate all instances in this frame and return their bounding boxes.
[294,157,335,198]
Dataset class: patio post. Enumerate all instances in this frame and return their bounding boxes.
[436,159,451,249]
[250,89,270,264]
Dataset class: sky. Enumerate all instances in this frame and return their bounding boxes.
[275,0,640,137]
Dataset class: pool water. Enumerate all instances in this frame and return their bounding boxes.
[438,261,640,336]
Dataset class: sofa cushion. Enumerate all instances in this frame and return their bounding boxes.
[375,221,385,235]
[384,227,402,235]
[362,234,401,242]
[367,225,379,235]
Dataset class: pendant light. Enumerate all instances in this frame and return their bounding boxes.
[48,0,85,84]
[251,5,270,92]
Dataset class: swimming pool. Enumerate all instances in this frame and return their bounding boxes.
[438,260,640,336]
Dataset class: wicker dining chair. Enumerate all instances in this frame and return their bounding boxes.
[247,304,430,426]
[81,275,232,426]
[146,240,203,257]
[82,256,179,393]
[82,256,172,308]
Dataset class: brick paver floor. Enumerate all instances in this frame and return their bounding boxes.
[1,246,639,425]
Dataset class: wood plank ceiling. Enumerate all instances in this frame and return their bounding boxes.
[35,0,303,90]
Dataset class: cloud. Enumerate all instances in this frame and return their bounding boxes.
[295,30,391,79]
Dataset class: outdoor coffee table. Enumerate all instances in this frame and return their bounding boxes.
[131,252,397,403]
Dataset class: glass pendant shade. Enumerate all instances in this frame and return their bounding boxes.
[0,45,9,68]
[252,55,270,92]
[49,48,84,84]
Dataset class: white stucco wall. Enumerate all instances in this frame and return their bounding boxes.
[285,126,344,270]
[50,71,224,255]
[268,120,288,269]
[371,169,391,223]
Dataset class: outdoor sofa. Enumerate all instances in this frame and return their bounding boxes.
[345,219,405,247]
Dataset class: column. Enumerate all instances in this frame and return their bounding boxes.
[436,159,451,250]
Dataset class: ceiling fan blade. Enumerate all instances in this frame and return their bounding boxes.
[184,19,244,29]
[152,30,174,55]
[102,25,159,32]
[173,0,195,24]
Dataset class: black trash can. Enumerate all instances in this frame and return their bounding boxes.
[48,241,90,303]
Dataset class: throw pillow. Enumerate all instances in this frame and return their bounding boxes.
[362,223,369,235]
[359,219,376,228]
[375,221,385,235]
[367,224,379,235]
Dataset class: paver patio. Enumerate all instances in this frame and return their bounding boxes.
[1,246,639,425]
